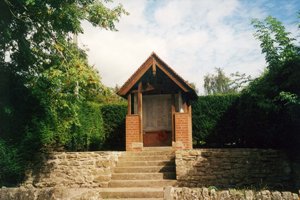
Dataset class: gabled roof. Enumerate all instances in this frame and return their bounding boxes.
[117,52,197,99]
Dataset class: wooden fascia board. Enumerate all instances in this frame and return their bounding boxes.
[153,53,197,94]
[155,60,189,93]
[118,58,153,96]
[118,52,196,97]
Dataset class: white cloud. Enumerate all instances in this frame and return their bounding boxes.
[79,0,298,94]
[154,1,186,28]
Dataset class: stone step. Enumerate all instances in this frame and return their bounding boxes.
[143,147,173,151]
[109,180,177,188]
[114,166,175,173]
[125,151,174,157]
[111,172,176,180]
[117,160,174,167]
[99,187,163,199]
[119,155,175,161]
[105,198,163,200]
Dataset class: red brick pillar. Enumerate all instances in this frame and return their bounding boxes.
[174,113,193,149]
[126,115,143,151]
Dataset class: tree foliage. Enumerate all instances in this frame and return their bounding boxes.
[195,15,300,149]
[252,16,297,68]
[0,0,127,148]
[0,0,127,185]
[204,68,232,95]
[250,16,299,107]
[204,68,251,95]
[239,16,300,148]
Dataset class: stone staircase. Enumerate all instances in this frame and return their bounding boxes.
[100,147,177,199]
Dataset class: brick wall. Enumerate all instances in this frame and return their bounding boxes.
[174,113,192,149]
[125,115,142,151]
[176,149,292,189]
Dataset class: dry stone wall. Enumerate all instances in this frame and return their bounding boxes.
[0,187,103,200]
[164,187,300,200]
[24,151,123,188]
[176,149,292,188]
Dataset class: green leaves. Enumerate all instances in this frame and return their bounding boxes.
[192,94,239,147]
[203,68,251,95]
[239,15,300,149]
[204,68,232,95]
[0,140,23,186]
[277,91,299,105]
[0,0,127,150]
[0,0,128,186]
[86,2,128,30]
[251,16,297,68]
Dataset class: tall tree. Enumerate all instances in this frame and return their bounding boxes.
[250,16,299,104]
[233,15,300,148]
[252,16,298,69]
[204,68,231,95]
[0,0,127,149]
[203,68,251,95]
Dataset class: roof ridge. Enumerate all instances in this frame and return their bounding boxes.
[152,53,195,91]
[117,52,196,98]
[117,53,153,96]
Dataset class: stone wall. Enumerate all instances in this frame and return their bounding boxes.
[176,149,292,188]
[24,151,122,188]
[0,187,103,200]
[164,187,300,200]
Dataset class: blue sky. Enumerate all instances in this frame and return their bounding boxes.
[79,0,300,94]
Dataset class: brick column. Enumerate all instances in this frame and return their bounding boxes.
[126,115,143,151]
[174,113,193,149]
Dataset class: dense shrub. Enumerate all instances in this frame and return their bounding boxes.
[0,140,23,187]
[192,94,239,147]
[192,87,299,149]
[100,103,127,150]
[0,101,126,186]
[0,69,40,144]
[191,56,300,148]
[70,102,127,151]
[70,102,105,151]
[234,57,300,149]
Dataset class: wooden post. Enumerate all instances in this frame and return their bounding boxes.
[127,93,131,115]
[138,82,143,143]
[178,91,183,113]
[183,100,188,113]
[188,103,192,117]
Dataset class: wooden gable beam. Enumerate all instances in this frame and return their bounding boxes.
[155,59,189,92]
[118,58,153,96]
[152,57,156,76]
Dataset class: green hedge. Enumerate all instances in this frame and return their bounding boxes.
[192,94,239,147]
[100,103,127,150]
[191,91,299,149]
[70,101,105,151]
[70,102,127,151]
[63,93,299,150]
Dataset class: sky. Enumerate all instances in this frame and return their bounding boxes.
[79,0,300,94]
